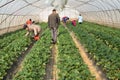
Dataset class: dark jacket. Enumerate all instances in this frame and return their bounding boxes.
[48,13,60,29]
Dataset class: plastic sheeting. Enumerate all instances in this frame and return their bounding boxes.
[0,0,120,30]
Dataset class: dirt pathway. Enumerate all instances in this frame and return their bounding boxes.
[62,23,107,80]
[52,44,58,80]
[44,44,58,80]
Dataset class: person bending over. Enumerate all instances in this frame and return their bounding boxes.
[23,21,41,41]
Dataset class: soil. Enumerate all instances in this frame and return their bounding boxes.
[44,44,58,80]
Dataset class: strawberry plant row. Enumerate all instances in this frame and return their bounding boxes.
[80,22,120,51]
[67,22,120,79]
[13,28,51,80]
[84,22,120,38]
[57,25,95,80]
[0,23,45,80]
[0,32,31,80]
[0,29,26,49]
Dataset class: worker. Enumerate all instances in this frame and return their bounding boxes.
[72,20,76,26]
[48,9,60,44]
[23,21,41,41]
[62,16,69,24]
[78,14,83,24]
[26,19,32,25]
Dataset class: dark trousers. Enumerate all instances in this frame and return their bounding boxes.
[51,27,58,42]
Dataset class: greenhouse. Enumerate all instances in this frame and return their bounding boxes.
[0,0,120,80]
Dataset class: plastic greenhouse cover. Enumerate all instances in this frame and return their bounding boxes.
[0,0,120,29]
[0,0,120,15]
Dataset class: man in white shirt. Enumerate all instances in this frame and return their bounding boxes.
[78,14,83,24]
